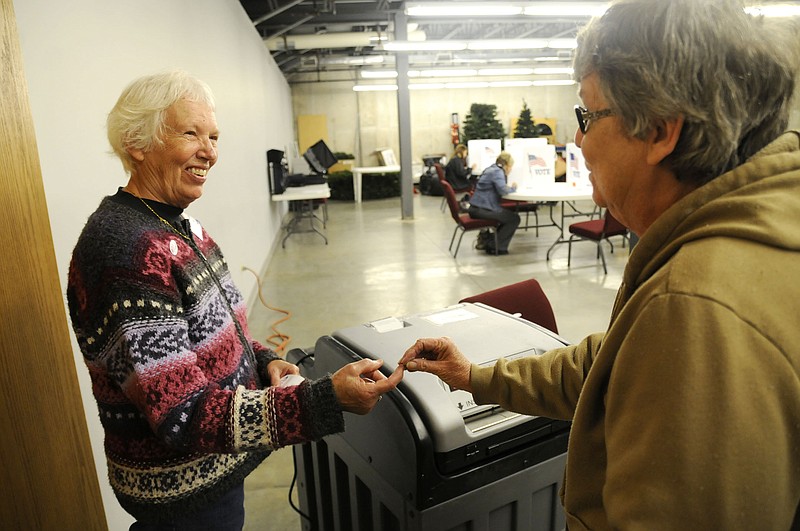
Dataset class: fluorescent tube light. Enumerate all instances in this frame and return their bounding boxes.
[524,2,609,16]
[445,81,491,89]
[407,3,523,16]
[383,40,467,51]
[411,69,479,78]
[360,70,398,79]
[362,68,570,79]
[745,4,800,16]
[532,67,575,75]
[324,55,384,66]
[547,39,578,49]
[489,81,535,88]
[468,39,548,50]
[478,68,535,76]
[384,38,576,53]
[533,79,577,86]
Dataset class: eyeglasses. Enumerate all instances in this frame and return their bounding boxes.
[574,105,615,134]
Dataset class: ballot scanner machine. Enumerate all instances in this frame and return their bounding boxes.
[289,303,571,531]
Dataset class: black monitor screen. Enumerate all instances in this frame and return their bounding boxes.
[304,140,338,174]
[267,149,287,195]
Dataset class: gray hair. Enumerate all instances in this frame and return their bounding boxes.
[573,0,800,185]
[107,70,215,174]
[496,151,514,168]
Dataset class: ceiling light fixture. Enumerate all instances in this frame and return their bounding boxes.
[323,55,385,66]
[406,3,523,16]
[409,69,479,78]
[489,81,535,88]
[382,39,578,52]
[360,70,399,79]
[406,2,609,17]
[532,67,575,75]
[523,2,609,16]
[547,39,578,49]
[468,39,548,50]
[383,41,467,51]
[445,81,491,89]
[478,68,535,76]
[533,79,577,86]
[353,77,576,91]
[745,4,800,16]
[384,38,576,53]
[404,2,800,20]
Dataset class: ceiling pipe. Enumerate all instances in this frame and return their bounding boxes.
[266,29,425,51]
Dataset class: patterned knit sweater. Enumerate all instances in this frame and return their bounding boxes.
[67,190,344,522]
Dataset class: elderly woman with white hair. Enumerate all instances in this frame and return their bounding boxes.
[67,70,402,530]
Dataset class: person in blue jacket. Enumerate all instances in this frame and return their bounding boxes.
[468,152,519,255]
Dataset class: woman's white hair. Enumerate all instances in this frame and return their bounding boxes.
[107,70,215,174]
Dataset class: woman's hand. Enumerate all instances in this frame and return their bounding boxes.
[397,337,472,392]
[266,358,300,387]
[331,359,404,415]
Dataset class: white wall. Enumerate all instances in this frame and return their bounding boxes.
[13,1,293,528]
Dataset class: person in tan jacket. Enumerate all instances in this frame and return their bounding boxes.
[399,0,800,528]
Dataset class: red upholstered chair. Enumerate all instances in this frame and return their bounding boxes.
[567,209,629,274]
[441,180,499,258]
[460,278,558,333]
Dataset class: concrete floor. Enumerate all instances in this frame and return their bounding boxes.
[242,191,628,530]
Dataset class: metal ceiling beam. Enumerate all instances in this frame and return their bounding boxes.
[253,0,306,25]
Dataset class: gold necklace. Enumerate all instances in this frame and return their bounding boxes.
[136,196,190,241]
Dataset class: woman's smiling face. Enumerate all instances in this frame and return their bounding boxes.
[128,97,219,208]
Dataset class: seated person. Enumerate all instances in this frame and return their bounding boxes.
[555,151,567,182]
[445,144,477,193]
[468,152,520,255]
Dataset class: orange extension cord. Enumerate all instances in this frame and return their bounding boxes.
[241,266,292,354]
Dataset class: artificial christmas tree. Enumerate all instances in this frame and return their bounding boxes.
[462,103,505,143]
[514,100,537,138]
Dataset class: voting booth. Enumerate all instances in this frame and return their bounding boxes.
[467,139,502,173]
[565,143,591,187]
[505,137,556,188]
[290,303,571,531]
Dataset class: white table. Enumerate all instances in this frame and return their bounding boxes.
[351,165,401,203]
[271,184,331,247]
[506,183,595,259]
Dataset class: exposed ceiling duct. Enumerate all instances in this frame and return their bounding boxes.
[266,29,425,51]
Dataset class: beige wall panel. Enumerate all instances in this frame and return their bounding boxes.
[297,114,329,153]
[292,81,584,167]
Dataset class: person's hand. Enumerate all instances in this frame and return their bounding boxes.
[266,358,300,387]
[332,359,404,415]
[397,337,472,393]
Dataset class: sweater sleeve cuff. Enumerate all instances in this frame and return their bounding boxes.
[307,375,345,439]
[231,376,344,452]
